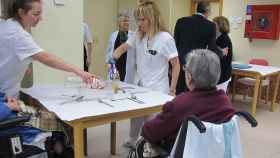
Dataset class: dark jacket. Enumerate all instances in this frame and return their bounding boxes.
[217,33,233,84]
[141,89,236,145]
[174,14,222,94]
[0,92,41,144]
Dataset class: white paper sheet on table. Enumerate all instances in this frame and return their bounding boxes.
[21,83,174,121]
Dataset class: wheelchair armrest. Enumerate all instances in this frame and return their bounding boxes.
[158,116,206,158]
[235,111,258,127]
[185,116,206,133]
[0,116,31,131]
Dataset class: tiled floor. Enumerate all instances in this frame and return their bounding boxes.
[84,97,280,158]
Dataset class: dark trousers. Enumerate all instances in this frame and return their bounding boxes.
[83,46,88,72]
[176,69,188,95]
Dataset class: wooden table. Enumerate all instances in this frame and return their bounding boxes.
[21,84,172,158]
[231,63,280,117]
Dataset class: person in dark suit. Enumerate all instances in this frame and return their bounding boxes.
[174,1,222,95]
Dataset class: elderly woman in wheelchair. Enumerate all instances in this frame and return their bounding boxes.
[0,92,73,158]
[127,49,257,158]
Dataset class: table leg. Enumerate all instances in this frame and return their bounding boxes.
[271,73,280,112]
[111,122,117,155]
[251,76,261,117]
[74,122,84,158]
[84,128,88,156]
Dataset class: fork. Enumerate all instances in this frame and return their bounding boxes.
[97,98,114,108]
[60,96,84,105]
[128,94,145,104]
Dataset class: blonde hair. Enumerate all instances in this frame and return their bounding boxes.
[213,16,230,34]
[134,0,167,39]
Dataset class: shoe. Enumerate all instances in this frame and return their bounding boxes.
[123,137,137,149]
[143,142,160,158]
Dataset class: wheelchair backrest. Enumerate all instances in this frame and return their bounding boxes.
[169,115,242,158]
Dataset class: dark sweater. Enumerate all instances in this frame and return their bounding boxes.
[141,89,235,144]
[216,33,233,84]
[114,31,128,81]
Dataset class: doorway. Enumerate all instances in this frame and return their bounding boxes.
[190,0,223,19]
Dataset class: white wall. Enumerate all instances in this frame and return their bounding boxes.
[0,1,2,16]
[249,0,280,5]
[32,0,83,84]
[170,0,190,33]
[84,0,118,78]
[222,0,280,66]
[118,0,137,12]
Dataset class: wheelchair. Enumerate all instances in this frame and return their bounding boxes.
[128,111,257,158]
[0,116,47,158]
[167,111,257,158]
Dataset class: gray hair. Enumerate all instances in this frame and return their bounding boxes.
[117,10,130,22]
[184,49,221,89]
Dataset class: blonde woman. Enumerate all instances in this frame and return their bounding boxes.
[113,1,180,147]
[213,16,233,92]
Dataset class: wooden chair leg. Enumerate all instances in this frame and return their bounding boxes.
[243,90,246,100]
[232,75,237,101]
[243,87,249,100]
[265,85,269,104]
[258,85,262,103]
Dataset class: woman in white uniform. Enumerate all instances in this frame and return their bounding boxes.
[106,12,137,84]
[0,0,96,97]
[113,1,180,147]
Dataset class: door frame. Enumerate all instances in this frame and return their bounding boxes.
[190,0,224,16]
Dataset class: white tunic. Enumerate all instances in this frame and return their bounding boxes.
[83,22,93,45]
[126,32,178,93]
[0,19,43,97]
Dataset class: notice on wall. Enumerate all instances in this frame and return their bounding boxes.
[229,16,243,29]
[53,0,65,6]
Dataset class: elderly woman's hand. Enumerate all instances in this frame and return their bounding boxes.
[169,89,176,96]
[5,96,21,112]
[112,51,121,60]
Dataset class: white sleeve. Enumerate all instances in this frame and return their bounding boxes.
[126,33,136,48]
[84,23,93,43]
[105,32,115,63]
[125,46,137,83]
[161,37,178,60]
[13,31,43,61]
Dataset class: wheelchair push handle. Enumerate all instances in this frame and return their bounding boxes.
[185,116,206,133]
[235,111,258,127]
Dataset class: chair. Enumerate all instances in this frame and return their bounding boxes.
[165,111,257,158]
[237,59,270,103]
[0,116,47,158]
